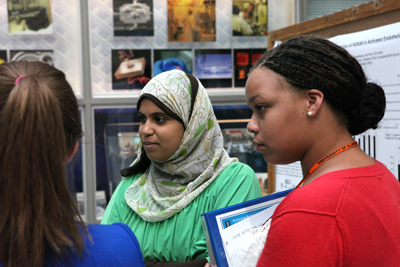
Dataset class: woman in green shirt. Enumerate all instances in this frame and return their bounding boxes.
[101,70,261,267]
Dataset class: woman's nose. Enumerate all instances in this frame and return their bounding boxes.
[247,115,258,134]
[140,121,154,136]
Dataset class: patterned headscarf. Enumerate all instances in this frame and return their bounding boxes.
[124,70,237,222]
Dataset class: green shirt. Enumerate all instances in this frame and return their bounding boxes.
[101,162,262,262]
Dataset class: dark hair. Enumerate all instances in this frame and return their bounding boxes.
[252,35,386,135]
[0,61,86,267]
[245,4,254,18]
[137,94,184,125]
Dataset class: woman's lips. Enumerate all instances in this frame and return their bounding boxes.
[143,142,158,149]
[253,141,264,152]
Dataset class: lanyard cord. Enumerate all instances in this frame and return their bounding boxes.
[295,141,358,188]
[261,141,358,227]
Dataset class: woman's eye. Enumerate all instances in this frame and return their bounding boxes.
[256,105,267,112]
[155,117,166,123]
[139,115,146,123]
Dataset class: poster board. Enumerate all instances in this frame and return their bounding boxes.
[266,0,400,194]
[88,0,269,97]
[2,0,82,96]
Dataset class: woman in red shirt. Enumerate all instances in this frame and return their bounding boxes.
[246,35,400,266]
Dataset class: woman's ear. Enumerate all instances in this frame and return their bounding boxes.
[66,141,79,163]
[306,89,324,115]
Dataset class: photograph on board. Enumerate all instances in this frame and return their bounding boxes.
[194,49,232,88]
[111,49,151,90]
[232,0,268,36]
[233,48,265,87]
[8,0,52,35]
[153,49,193,77]
[167,0,216,42]
[10,50,54,66]
[113,0,154,36]
[0,51,7,65]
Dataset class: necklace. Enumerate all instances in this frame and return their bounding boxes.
[295,141,358,188]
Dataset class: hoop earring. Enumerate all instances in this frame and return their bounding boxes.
[307,111,313,116]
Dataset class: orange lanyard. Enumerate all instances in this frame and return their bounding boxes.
[295,141,358,188]
[262,141,358,227]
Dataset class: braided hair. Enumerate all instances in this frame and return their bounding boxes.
[252,35,386,135]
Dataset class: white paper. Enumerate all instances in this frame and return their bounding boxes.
[220,203,279,265]
[228,220,272,267]
[329,22,400,180]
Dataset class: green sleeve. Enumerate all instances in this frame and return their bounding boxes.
[101,174,139,224]
[212,162,262,211]
[193,162,262,260]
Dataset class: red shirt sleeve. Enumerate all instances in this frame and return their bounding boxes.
[256,211,344,267]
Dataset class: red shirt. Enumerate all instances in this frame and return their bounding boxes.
[257,161,400,267]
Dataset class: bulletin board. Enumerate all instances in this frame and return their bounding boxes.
[266,0,400,194]
[1,0,82,96]
[88,0,268,97]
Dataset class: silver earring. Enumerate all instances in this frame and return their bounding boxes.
[307,111,312,116]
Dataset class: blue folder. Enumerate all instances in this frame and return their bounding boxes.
[201,188,294,267]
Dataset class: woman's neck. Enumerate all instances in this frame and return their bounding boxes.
[301,143,375,186]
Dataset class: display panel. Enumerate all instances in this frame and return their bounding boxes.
[8,0,53,35]
[66,141,84,216]
[10,49,54,65]
[68,143,108,220]
[66,109,85,219]
[153,49,193,76]
[113,0,154,36]
[89,0,268,95]
[0,51,7,64]
[1,0,83,96]
[232,0,268,36]
[167,0,215,42]
[194,49,233,88]
[233,48,265,88]
[111,49,152,90]
[94,105,268,205]
[94,108,140,204]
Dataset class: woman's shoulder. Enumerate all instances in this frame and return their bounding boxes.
[217,162,257,183]
[203,162,261,210]
[123,171,144,181]
[45,223,145,267]
[87,222,138,242]
[274,168,356,217]
[116,172,144,190]
[213,162,260,191]
[220,161,256,176]
[82,223,145,266]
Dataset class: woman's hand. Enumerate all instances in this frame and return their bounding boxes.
[204,263,211,267]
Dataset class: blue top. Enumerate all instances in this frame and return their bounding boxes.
[1,223,145,267]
